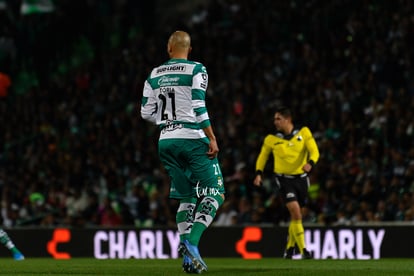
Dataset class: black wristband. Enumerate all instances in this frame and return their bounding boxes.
[255,170,263,176]
[308,160,315,167]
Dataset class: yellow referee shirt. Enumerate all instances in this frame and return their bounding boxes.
[255,126,319,175]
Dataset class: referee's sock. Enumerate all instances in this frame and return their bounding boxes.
[290,219,306,254]
[286,223,296,249]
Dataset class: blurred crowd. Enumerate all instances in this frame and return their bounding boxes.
[0,0,413,229]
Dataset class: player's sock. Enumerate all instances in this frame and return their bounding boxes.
[286,222,296,249]
[189,194,224,246]
[0,229,18,253]
[176,198,197,242]
[290,219,306,254]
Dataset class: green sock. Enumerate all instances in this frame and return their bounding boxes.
[0,229,21,256]
[176,198,197,242]
[189,195,224,246]
[0,229,16,252]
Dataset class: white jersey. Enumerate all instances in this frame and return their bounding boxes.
[141,58,211,140]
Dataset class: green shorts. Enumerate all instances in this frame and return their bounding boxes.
[158,138,225,199]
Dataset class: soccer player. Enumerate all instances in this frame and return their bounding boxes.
[0,229,25,260]
[253,106,319,259]
[141,30,225,273]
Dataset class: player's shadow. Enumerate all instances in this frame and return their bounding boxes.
[206,268,277,275]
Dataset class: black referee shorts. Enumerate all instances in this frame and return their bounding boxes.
[275,174,310,207]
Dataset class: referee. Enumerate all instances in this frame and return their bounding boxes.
[253,106,320,259]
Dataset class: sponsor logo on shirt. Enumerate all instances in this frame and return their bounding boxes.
[161,122,183,134]
[158,76,180,86]
[156,65,186,74]
[200,73,207,89]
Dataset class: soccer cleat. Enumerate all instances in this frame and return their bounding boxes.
[13,252,25,261]
[283,247,295,259]
[302,248,313,259]
[178,240,207,273]
[182,255,200,274]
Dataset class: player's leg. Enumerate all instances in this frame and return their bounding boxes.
[284,223,296,259]
[289,217,312,259]
[188,146,225,247]
[298,177,312,259]
[286,200,308,255]
[176,198,199,273]
[0,229,24,260]
[277,177,296,258]
[182,140,226,271]
[158,140,199,273]
[285,177,312,259]
[176,197,196,243]
[190,193,224,246]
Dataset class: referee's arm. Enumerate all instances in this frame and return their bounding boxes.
[254,136,272,186]
[304,128,320,172]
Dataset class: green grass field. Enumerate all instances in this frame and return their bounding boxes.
[0,258,412,276]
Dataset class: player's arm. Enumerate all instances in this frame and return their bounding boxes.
[140,80,158,124]
[192,64,210,127]
[192,64,218,158]
[203,125,219,159]
[303,127,320,172]
[254,136,272,186]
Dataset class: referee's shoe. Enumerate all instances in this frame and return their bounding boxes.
[283,247,313,259]
[302,248,313,259]
[283,247,295,259]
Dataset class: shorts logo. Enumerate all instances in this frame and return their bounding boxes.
[217,176,223,186]
[286,192,295,199]
[195,181,221,198]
